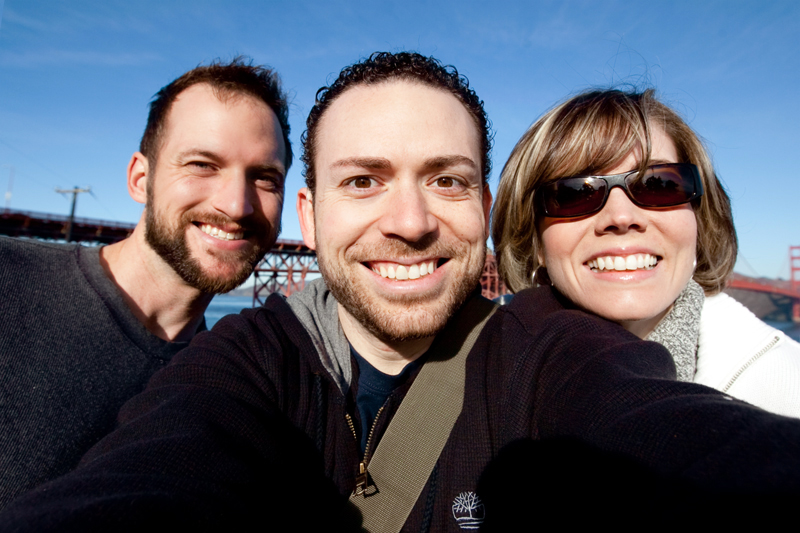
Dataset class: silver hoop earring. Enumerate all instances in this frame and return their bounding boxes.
[532,267,551,286]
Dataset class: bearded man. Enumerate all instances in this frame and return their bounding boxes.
[4,52,800,531]
[0,57,290,507]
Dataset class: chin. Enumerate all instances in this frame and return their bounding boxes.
[580,300,663,323]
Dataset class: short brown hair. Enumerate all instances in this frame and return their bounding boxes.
[139,56,292,169]
[300,51,492,195]
[492,88,737,295]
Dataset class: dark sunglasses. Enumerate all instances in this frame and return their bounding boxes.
[537,163,704,218]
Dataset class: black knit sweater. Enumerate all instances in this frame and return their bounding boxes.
[0,237,189,509]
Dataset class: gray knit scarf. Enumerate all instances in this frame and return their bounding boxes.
[645,279,705,382]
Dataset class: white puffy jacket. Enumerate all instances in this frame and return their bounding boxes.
[694,292,800,418]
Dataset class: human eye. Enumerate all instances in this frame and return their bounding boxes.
[430,175,468,195]
[256,176,284,193]
[252,170,285,192]
[343,176,380,191]
[186,160,217,176]
[352,176,374,189]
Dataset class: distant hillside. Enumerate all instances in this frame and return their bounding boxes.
[225,284,255,297]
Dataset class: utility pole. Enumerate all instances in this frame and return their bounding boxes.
[2,165,12,211]
[55,186,91,242]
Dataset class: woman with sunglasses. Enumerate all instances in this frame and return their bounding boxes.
[493,88,800,417]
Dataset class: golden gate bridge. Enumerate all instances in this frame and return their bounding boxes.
[2,208,798,322]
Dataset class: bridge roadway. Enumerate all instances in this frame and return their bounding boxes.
[727,273,800,322]
[2,208,798,320]
[1,207,136,245]
[0,208,319,299]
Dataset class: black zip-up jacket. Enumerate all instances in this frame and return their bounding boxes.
[3,287,800,531]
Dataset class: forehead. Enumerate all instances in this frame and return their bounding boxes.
[160,84,283,155]
[314,80,481,176]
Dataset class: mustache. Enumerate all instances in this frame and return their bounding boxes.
[178,210,265,234]
[345,235,462,263]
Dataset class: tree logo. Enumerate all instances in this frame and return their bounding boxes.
[451,491,485,529]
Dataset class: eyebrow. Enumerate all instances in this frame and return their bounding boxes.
[330,155,477,171]
[331,157,392,170]
[422,155,477,171]
[178,149,219,161]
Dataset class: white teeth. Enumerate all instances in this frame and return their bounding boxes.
[199,224,243,241]
[587,253,659,272]
[396,265,409,280]
[374,260,439,280]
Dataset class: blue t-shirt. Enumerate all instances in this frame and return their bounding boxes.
[351,346,423,456]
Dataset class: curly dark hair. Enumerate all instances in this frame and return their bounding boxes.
[300,51,491,194]
[140,56,292,170]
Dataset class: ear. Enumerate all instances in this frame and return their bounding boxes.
[127,152,149,205]
[297,187,317,250]
[482,183,493,239]
[536,247,546,268]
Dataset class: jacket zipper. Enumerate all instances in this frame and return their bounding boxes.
[722,335,780,392]
[346,404,385,496]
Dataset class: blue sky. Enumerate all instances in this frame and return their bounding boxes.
[0,0,797,279]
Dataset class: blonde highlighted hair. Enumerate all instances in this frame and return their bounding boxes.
[492,88,737,295]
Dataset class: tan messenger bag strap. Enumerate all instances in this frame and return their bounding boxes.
[349,296,498,533]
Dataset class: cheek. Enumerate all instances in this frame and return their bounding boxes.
[449,204,490,244]
[668,210,698,263]
[314,202,366,251]
[163,179,209,209]
[539,221,581,267]
[678,220,699,278]
[256,191,284,220]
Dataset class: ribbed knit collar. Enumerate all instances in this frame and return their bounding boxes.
[645,279,705,382]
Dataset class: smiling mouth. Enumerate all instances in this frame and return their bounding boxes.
[586,253,660,272]
[365,259,446,280]
[197,223,244,241]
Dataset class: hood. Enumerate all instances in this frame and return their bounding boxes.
[286,277,352,394]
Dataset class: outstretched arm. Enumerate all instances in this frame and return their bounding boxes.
[502,286,800,492]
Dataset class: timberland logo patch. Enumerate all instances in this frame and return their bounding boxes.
[452,491,485,529]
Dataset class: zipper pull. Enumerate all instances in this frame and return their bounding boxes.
[354,462,368,496]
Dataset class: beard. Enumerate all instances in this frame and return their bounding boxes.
[144,202,277,295]
[319,235,485,344]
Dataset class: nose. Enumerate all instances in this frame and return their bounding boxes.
[594,187,647,234]
[210,171,255,221]
[377,182,438,242]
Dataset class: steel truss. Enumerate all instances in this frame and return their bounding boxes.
[252,239,320,305]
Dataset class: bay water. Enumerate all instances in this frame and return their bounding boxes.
[205,294,256,328]
[206,294,800,343]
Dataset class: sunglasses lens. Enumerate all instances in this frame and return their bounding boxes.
[540,164,702,218]
[542,177,607,217]
[627,165,698,206]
